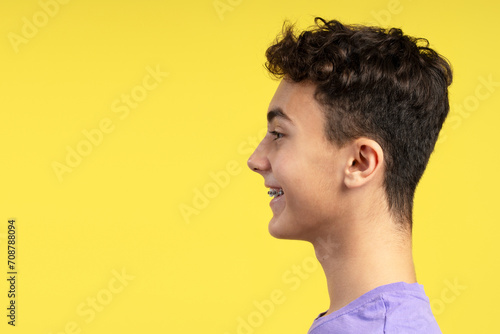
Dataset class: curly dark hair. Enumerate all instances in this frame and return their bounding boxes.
[265,17,453,226]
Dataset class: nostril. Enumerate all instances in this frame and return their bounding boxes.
[247,156,260,172]
[247,153,269,173]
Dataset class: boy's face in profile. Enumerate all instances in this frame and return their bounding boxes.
[248,79,351,241]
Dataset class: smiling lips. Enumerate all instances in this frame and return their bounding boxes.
[268,188,284,198]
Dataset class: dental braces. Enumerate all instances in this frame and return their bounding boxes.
[268,189,284,197]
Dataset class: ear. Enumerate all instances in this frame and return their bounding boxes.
[344,138,384,189]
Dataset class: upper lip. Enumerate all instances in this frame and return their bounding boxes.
[265,183,282,189]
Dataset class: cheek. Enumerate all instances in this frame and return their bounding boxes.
[291,160,342,216]
[270,151,296,182]
[286,171,327,215]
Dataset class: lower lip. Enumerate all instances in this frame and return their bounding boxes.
[270,193,285,207]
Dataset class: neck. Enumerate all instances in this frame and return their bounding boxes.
[312,213,416,316]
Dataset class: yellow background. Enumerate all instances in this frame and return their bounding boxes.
[1,0,499,333]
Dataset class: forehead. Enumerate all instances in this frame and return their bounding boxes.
[268,79,324,127]
[269,79,317,113]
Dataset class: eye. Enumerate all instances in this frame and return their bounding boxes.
[269,130,284,141]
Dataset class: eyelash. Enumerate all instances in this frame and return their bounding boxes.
[269,131,284,141]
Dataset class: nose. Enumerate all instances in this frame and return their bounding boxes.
[247,139,271,174]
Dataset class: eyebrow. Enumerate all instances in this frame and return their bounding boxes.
[267,107,292,123]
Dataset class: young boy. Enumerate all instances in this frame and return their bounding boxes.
[247,18,452,333]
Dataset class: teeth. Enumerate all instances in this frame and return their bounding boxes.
[268,188,284,198]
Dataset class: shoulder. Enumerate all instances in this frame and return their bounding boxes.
[307,282,442,334]
[381,283,442,334]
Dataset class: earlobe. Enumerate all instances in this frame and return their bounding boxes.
[344,140,383,188]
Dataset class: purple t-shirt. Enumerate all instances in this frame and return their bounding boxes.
[307,282,441,334]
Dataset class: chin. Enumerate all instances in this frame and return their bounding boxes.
[268,221,289,239]
[268,216,310,241]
